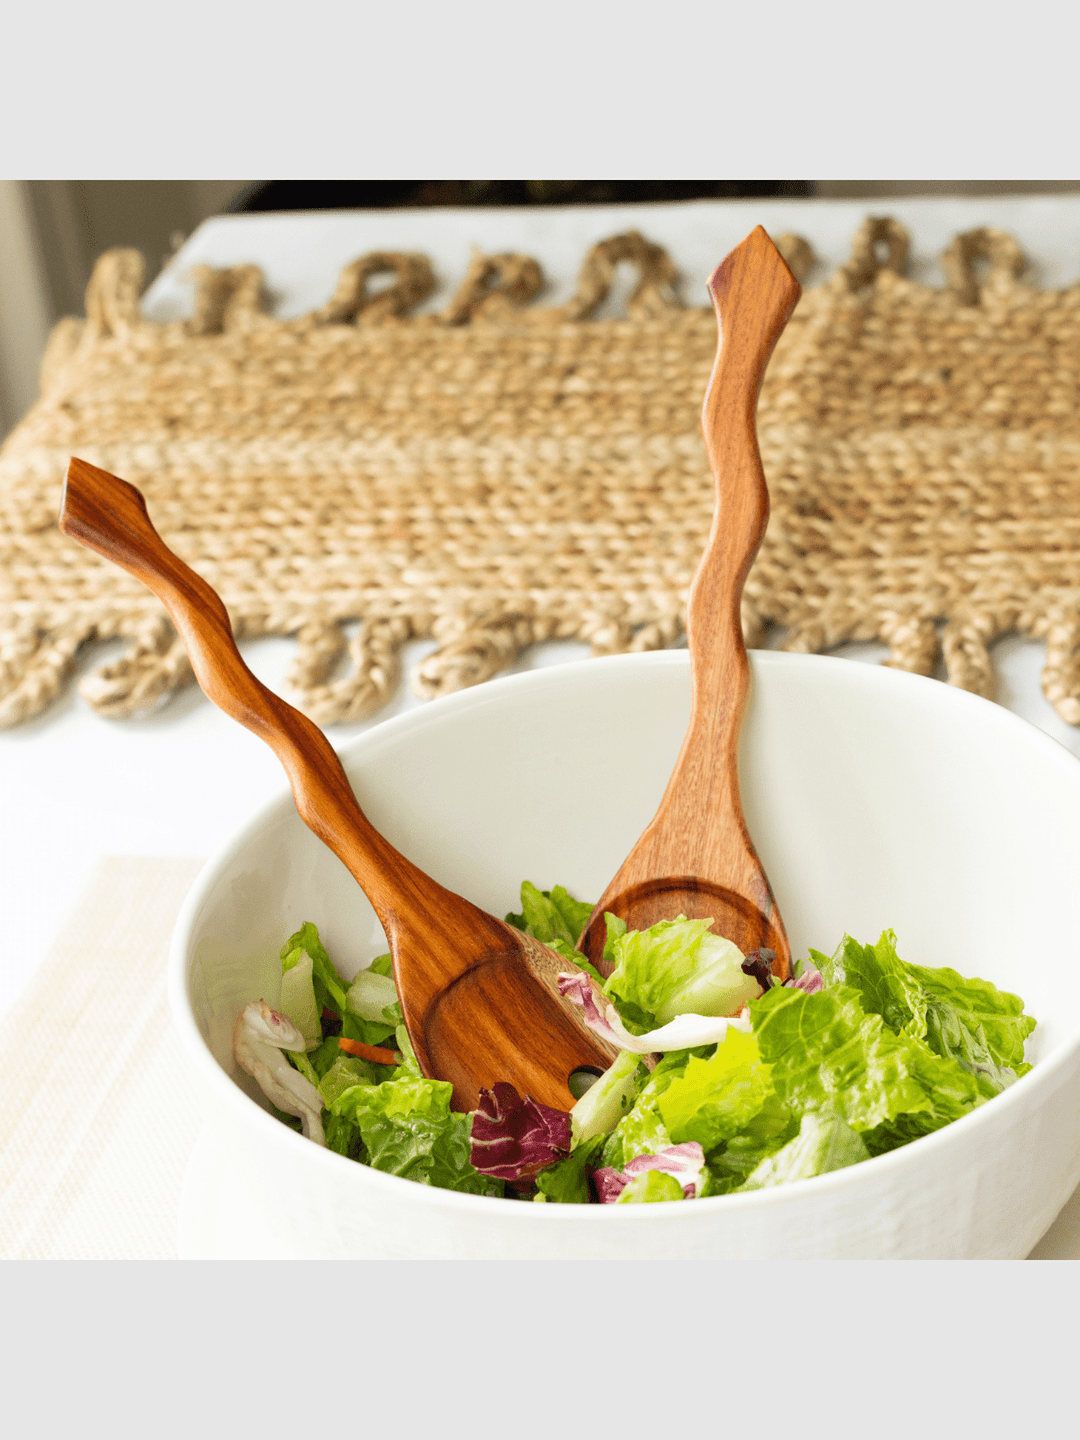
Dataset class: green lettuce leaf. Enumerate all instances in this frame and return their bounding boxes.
[317,1054,385,1106]
[703,1091,798,1191]
[324,1111,365,1160]
[332,1077,501,1198]
[738,1111,869,1190]
[599,1050,697,1169]
[616,1170,685,1203]
[285,1049,320,1086]
[346,966,403,1027]
[510,881,593,945]
[394,1024,422,1077]
[278,951,321,1048]
[365,1111,503,1195]
[505,881,605,982]
[281,922,349,1018]
[603,916,759,1029]
[602,913,628,970]
[816,931,1034,1092]
[330,1070,501,1196]
[656,1029,775,1151]
[749,983,989,1142]
[534,1136,605,1203]
[340,1011,398,1047]
[280,926,399,1046]
[569,1049,647,1146]
[333,1072,453,1124]
[305,1035,343,1077]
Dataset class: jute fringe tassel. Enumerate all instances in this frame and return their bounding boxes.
[2,218,1080,728]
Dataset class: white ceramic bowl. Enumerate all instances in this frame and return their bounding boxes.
[170,651,1080,1258]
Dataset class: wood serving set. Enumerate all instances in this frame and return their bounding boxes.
[59,227,799,1113]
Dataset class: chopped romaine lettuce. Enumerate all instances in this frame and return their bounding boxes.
[738,1112,870,1190]
[603,916,761,1028]
[601,913,627,970]
[365,1110,501,1195]
[394,1024,422,1076]
[814,930,1033,1093]
[599,1050,698,1170]
[341,1010,397,1049]
[323,1111,365,1160]
[534,1136,605,1203]
[281,922,349,1018]
[569,1049,647,1146]
[318,1053,385,1106]
[346,966,402,1025]
[749,982,989,1144]
[241,898,1035,1206]
[703,1091,799,1191]
[285,1047,320,1087]
[281,924,398,1047]
[331,1072,501,1195]
[304,1035,340,1077]
[278,950,321,1049]
[334,1071,452,1123]
[616,1170,685,1203]
[505,881,605,981]
[656,1028,775,1151]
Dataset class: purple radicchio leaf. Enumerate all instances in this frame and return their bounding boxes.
[469,1081,572,1182]
[556,972,624,1046]
[741,948,776,993]
[593,1142,707,1203]
[785,960,824,994]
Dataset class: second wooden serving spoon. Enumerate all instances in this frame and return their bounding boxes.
[60,457,618,1113]
[578,226,800,980]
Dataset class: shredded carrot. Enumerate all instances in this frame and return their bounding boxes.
[338,1036,401,1065]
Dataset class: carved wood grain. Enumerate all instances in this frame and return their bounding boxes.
[60,457,617,1112]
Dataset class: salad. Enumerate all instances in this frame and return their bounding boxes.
[233,882,1036,1204]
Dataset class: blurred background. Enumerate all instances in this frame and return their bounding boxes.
[3,178,1080,439]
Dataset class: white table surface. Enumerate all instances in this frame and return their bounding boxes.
[5,194,1080,1023]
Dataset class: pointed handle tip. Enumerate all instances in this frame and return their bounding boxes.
[706,226,801,307]
[60,456,152,551]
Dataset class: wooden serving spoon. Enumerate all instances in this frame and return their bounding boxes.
[578,226,800,980]
[60,457,618,1113]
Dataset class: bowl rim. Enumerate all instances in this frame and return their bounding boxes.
[168,648,1080,1221]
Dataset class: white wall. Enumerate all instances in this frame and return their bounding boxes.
[0,181,54,436]
[0,180,253,439]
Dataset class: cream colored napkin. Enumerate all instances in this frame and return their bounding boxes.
[0,856,206,1260]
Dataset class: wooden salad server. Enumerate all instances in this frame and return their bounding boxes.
[578,226,799,981]
[60,457,618,1113]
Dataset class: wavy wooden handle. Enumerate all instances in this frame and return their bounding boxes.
[59,457,437,932]
[669,226,801,886]
[61,457,623,1109]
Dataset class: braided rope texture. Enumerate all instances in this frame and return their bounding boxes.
[2,218,1080,728]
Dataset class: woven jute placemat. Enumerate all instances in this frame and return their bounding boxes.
[3,216,1080,729]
